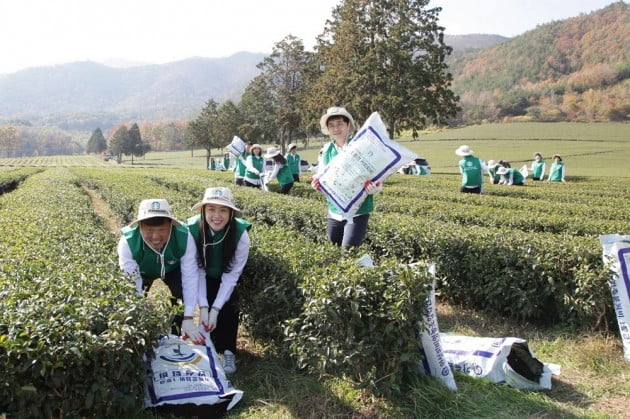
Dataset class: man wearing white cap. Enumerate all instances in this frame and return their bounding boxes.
[187,187,251,374]
[455,145,484,194]
[311,106,383,248]
[285,143,301,182]
[117,199,204,344]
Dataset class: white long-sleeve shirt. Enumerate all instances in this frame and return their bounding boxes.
[197,230,251,310]
[117,232,199,317]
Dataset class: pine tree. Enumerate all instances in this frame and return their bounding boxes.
[310,0,459,137]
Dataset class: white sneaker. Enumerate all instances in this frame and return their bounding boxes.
[222,350,236,374]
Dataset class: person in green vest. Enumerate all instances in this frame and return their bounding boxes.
[311,106,383,248]
[222,153,231,171]
[486,160,501,184]
[234,142,252,186]
[285,143,301,182]
[117,199,204,344]
[497,166,525,185]
[456,144,484,194]
[244,144,264,188]
[416,158,431,175]
[263,146,295,194]
[209,158,216,171]
[188,187,251,374]
[530,152,546,181]
[547,154,566,182]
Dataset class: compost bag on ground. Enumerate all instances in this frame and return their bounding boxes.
[600,234,630,361]
[439,334,561,390]
[144,332,243,417]
[417,263,457,391]
[317,112,417,220]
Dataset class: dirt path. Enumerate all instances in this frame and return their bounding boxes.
[82,185,120,235]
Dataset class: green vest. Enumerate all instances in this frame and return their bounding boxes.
[245,155,264,180]
[187,214,252,280]
[286,153,301,174]
[277,164,295,186]
[236,151,249,176]
[121,224,189,279]
[549,162,564,181]
[508,168,524,184]
[321,141,374,215]
[223,156,230,170]
[488,167,500,184]
[531,160,545,178]
[459,156,483,187]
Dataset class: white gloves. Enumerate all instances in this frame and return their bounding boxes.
[199,307,219,332]
[364,180,383,195]
[252,168,260,176]
[181,319,205,344]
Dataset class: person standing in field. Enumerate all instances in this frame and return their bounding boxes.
[234,142,252,186]
[187,187,251,374]
[547,154,566,182]
[285,143,301,182]
[497,166,525,185]
[244,144,264,188]
[311,106,382,248]
[530,152,546,181]
[117,199,204,344]
[263,146,295,194]
[222,153,231,171]
[456,145,484,194]
[209,158,216,171]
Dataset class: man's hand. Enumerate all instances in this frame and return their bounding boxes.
[364,180,383,195]
[311,177,321,191]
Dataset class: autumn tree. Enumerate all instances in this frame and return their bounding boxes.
[86,128,107,154]
[256,35,311,149]
[0,125,20,158]
[310,0,459,138]
[108,125,128,163]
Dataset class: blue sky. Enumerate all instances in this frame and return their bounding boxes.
[0,0,620,74]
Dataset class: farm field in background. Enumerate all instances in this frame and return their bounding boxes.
[2,122,629,177]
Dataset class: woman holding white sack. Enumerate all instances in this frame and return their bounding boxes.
[244,144,264,188]
[311,107,382,248]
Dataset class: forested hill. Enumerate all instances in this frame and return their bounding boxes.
[0,52,265,130]
[449,1,629,123]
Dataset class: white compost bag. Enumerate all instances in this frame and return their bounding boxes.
[418,263,457,391]
[440,334,560,390]
[144,333,243,415]
[226,135,246,157]
[317,112,417,220]
[600,234,630,361]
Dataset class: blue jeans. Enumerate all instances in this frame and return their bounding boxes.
[327,213,370,248]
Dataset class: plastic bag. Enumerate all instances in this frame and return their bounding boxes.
[600,234,630,361]
[317,112,417,220]
[440,334,560,390]
[418,263,457,391]
[144,333,243,415]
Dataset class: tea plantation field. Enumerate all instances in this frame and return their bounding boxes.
[1,121,629,417]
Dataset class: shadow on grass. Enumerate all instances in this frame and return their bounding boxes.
[226,348,367,418]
